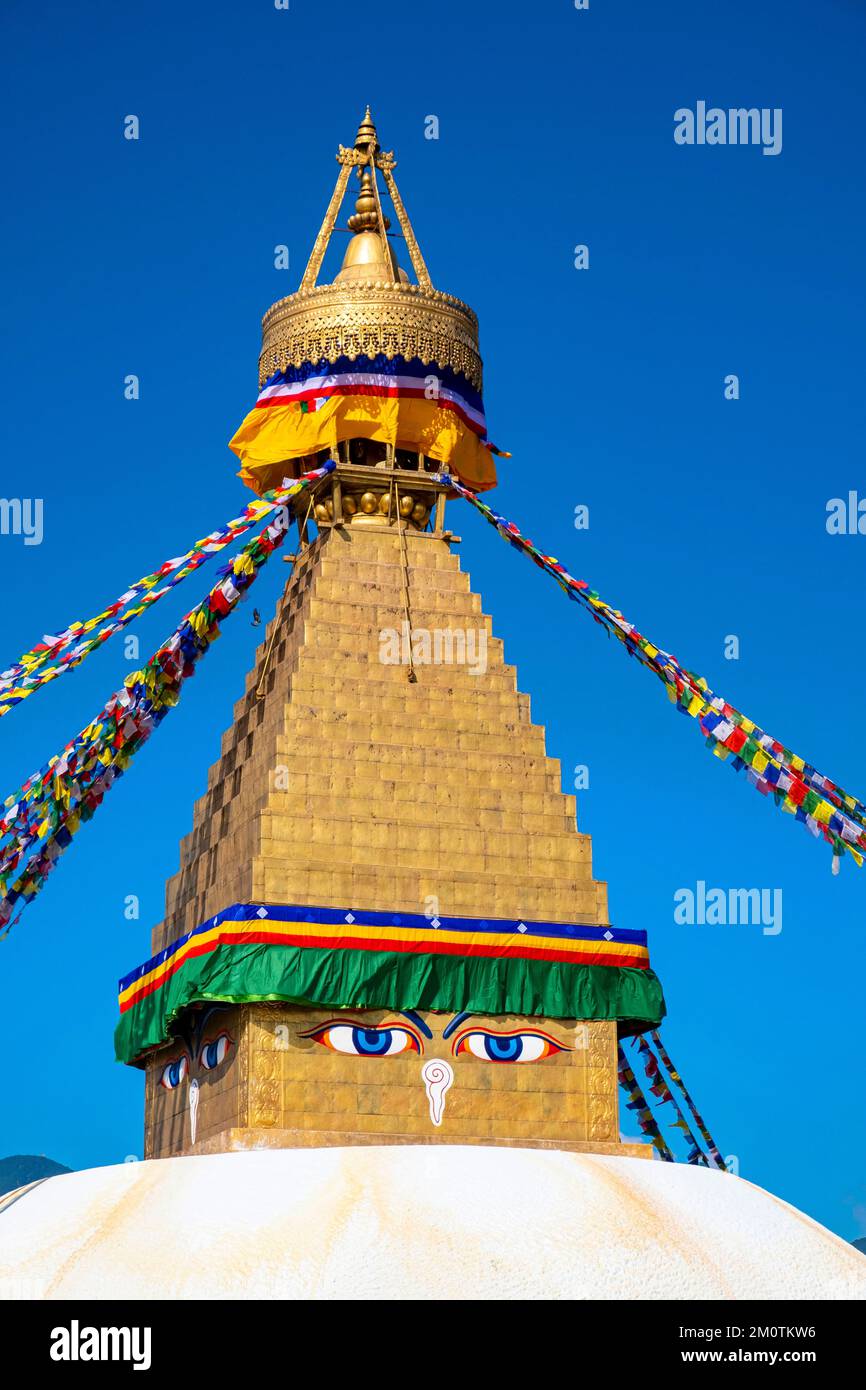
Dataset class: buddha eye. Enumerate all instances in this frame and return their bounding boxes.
[199,1033,232,1071]
[453,1028,567,1063]
[301,1021,423,1056]
[159,1054,189,1090]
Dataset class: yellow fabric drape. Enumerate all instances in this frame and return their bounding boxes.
[229,396,498,495]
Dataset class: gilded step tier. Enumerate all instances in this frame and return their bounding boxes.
[153,527,610,953]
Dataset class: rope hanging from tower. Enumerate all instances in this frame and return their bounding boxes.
[3,453,861,937]
[441,475,866,873]
[0,464,333,936]
[650,1029,725,1168]
[617,1045,675,1161]
[622,1032,725,1168]
[632,1034,711,1167]
[0,467,334,719]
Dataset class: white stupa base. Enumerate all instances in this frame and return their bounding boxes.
[0,1146,862,1301]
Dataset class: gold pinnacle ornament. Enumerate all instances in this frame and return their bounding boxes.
[260,108,481,390]
[118,110,664,1161]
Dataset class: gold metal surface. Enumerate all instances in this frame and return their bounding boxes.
[139,112,643,1164]
[347,167,388,234]
[298,163,352,292]
[259,281,481,387]
[336,229,400,282]
[261,108,480,385]
[380,163,432,290]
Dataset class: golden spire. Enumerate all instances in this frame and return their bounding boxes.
[347,168,390,235]
[338,107,397,282]
[354,104,378,152]
[260,110,481,391]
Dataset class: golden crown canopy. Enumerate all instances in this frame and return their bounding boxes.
[259,108,482,390]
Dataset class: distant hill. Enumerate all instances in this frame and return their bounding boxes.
[0,1155,71,1197]
[854,1237,866,1257]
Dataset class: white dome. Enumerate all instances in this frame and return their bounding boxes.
[0,1147,862,1301]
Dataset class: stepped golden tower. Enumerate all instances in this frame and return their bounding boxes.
[115,110,665,1159]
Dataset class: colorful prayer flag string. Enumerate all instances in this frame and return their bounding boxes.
[632,1034,708,1167]
[651,1029,725,1169]
[442,476,866,872]
[0,463,333,935]
[0,467,334,719]
[617,1045,675,1161]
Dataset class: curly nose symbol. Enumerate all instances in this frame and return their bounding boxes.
[189,1077,200,1146]
[421,1059,454,1126]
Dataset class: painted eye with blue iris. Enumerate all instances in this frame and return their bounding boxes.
[301,1019,423,1056]
[198,1032,232,1071]
[452,1026,568,1063]
[159,1054,189,1090]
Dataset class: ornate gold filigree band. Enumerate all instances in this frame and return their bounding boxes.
[259,282,482,389]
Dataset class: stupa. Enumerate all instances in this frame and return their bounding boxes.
[114,109,665,1159]
[2,111,864,1305]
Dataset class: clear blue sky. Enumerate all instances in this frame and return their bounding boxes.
[2,0,865,1240]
